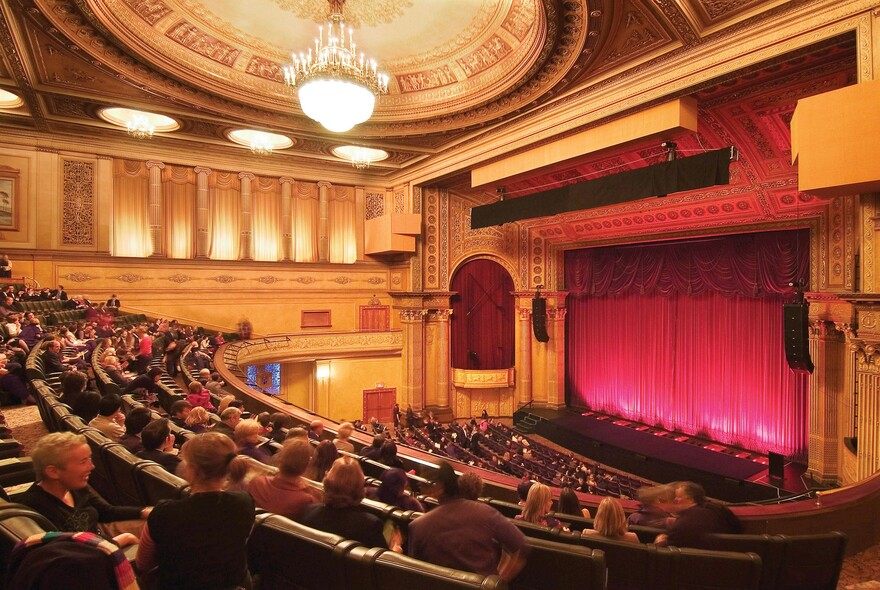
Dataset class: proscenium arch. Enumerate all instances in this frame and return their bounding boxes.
[450,257,516,370]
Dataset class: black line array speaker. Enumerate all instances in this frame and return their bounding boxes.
[532,296,549,342]
[768,451,785,479]
[783,302,814,373]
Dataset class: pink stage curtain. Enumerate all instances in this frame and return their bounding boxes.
[565,230,809,458]
[451,259,515,369]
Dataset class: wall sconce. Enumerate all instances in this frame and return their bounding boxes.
[316,363,330,381]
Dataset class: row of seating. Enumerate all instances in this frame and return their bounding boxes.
[10,299,69,314]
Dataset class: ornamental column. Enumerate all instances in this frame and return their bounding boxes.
[546,306,567,408]
[317,181,331,262]
[145,160,165,256]
[399,308,427,411]
[435,309,451,409]
[238,172,254,260]
[806,319,845,483]
[280,177,294,261]
[517,305,533,407]
[194,166,211,258]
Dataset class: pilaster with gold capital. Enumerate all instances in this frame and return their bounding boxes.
[280,177,295,261]
[428,309,452,408]
[145,161,165,256]
[194,167,212,258]
[398,307,427,411]
[317,181,331,262]
[515,301,533,406]
[238,172,255,261]
[545,300,568,408]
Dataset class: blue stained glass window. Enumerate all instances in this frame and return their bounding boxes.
[245,363,281,395]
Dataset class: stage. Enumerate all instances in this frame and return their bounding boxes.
[520,407,809,503]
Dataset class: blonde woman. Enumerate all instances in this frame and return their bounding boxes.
[516,482,561,528]
[583,497,639,543]
[185,406,210,433]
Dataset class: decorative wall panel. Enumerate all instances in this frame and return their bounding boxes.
[62,159,94,245]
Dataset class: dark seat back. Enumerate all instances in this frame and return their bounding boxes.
[512,537,605,590]
[660,546,762,590]
[575,533,658,590]
[776,531,847,590]
[134,462,188,505]
[101,444,148,506]
[367,549,508,590]
[247,513,361,590]
[707,533,785,590]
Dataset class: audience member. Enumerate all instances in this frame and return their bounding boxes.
[409,461,527,581]
[20,317,43,348]
[247,438,321,520]
[299,456,394,550]
[185,381,215,412]
[284,426,308,442]
[584,497,639,543]
[655,481,741,549]
[20,432,149,547]
[136,419,182,474]
[0,352,32,404]
[366,467,424,512]
[627,484,674,529]
[516,478,534,506]
[333,422,355,453]
[517,482,561,528]
[308,419,325,441]
[235,419,271,464]
[379,440,404,469]
[268,412,291,444]
[87,394,125,440]
[168,400,193,429]
[457,471,484,501]
[213,407,241,439]
[136,433,255,590]
[134,327,152,374]
[184,406,210,433]
[360,435,384,461]
[119,407,152,454]
[123,367,162,401]
[312,440,338,482]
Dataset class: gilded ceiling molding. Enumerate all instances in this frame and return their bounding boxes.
[0,1,48,129]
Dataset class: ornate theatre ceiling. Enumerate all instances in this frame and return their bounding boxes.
[0,0,860,244]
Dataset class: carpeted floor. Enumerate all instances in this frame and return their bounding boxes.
[2,405,878,587]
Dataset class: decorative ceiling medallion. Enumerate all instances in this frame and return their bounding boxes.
[227,129,293,154]
[99,107,179,136]
[270,0,413,28]
[332,145,389,169]
[0,89,24,109]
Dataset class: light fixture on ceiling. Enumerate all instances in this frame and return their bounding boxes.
[99,107,179,139]
[227,129,293,156]
[0,89,24,109]
[332,145,389,169]
[284,0,389,133]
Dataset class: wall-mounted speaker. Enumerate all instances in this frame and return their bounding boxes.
[783,302,813,373]
[532,296,549,342]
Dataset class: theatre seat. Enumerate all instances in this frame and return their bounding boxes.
[365,549,508,590]
[660,546,762,590]
[775,531,847,590]
[575,533,660,590]
[707,533,785,590]
[247,513,362,590]
[512,537,606,590]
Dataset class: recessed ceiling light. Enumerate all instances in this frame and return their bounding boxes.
[0,89,23,109]
[332,145,389,169]
[227,129,293,155]
[99,107,179,138]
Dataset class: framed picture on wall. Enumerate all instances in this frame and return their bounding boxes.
[0,166,20,231]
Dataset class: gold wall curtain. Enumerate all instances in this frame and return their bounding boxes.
[162,165,195,259]
[253,177,281,262]
[112,159,152,257]
[329,185,356,264]
[208,172,241,260]
[293,181,318,263]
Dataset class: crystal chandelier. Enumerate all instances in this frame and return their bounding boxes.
[250,136,273,156]
[126,114,154,139]
[284,0,388,133]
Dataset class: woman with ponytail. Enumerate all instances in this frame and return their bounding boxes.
[136,432,255,590]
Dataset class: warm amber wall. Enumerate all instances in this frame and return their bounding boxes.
[281,361,313,409]
[320,356,402,422]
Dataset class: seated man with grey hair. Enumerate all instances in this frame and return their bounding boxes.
[213,406,242,439]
